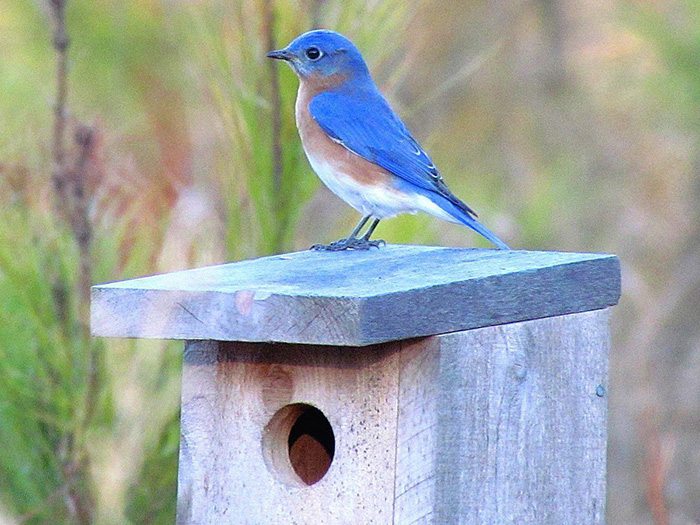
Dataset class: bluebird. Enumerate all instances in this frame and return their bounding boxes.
[267,30,510,251]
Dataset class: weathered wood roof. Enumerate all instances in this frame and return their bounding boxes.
[91,245,620,346]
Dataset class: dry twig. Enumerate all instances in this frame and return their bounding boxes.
[46,1,95,522]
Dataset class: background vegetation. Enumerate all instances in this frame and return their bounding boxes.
[1,0,698,523]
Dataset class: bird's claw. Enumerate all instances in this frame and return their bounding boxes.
[360,239,385,249]
[311,238,385,251]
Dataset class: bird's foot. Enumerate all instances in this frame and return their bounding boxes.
[356,238,385,250]
[311,238,386,251]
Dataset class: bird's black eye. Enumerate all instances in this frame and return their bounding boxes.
[305,47,322,60]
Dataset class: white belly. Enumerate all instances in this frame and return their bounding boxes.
[305,150,458,223]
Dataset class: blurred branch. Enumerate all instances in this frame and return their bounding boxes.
[537,0,570,94]
[49,0,70,207]
[46,2,95,522]
[263,0,286,251]
[47,0,94,325]
[640,406,671,525]
[71,125,95,312]
[310,0,326,29]
[18,459,89,523]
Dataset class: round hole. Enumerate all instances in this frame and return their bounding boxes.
[262,403,335,486]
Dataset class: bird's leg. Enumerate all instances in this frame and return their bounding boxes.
[362,219,382,242]
[348,216,371,240]
[311,216,371,251]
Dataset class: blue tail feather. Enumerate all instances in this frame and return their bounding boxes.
[430,193,510,250]
[455,211,511,250]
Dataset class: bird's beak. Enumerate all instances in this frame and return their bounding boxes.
[266,49,294,61]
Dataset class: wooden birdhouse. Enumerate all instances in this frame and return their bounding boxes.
[91,245,620,524]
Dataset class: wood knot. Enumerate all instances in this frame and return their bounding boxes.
[261,365,294,412]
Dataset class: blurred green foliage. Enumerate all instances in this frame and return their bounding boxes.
[2,0,700,523]
[0,0,416,522]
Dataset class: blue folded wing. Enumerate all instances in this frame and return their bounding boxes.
[309,90,509,249]
[309,91,477,215]
[309,91,476,217]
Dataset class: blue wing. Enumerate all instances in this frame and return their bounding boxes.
[309,90,510,249]
[309,91,475,213]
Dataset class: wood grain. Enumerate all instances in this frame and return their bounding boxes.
[177,309,610,524]
[394,309,610,525]
[177,339,402,524]
[91,245,620,346]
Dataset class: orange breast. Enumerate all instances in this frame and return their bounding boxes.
[295,76,394,188]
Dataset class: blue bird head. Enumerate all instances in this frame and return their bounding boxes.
[267,30,371,85]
